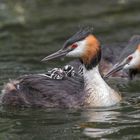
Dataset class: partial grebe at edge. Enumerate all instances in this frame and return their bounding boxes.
[1,27,121,108]
[105,35,140,79]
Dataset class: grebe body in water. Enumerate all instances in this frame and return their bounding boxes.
[1,27,121,108]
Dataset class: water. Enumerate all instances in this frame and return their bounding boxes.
[0,0,140,139]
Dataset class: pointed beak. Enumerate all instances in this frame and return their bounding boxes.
[104,59,128,78]
[41,48,72,62]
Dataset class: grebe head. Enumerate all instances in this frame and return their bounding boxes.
[105,35,140,79]
[42,27,101,70]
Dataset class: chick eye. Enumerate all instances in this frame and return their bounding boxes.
[71,44,78,49]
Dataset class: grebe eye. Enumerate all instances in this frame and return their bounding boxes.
[71,44,78,49]
[127,56,133,62]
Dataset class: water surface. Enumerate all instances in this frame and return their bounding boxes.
[0,0,140,139]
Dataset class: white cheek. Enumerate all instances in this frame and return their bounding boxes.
[66,40,87,57]
[124,50,140,69]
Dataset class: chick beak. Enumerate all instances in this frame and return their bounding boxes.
[41,48,72,62]
[104,60,128,78]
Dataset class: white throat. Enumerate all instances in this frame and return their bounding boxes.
[83,65,121,107]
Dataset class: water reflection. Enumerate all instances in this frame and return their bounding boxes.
[83,127,120,138]
[81,105,140,139]
[81,108,120,122]
[80,108,120,138]
[0,104,140,139]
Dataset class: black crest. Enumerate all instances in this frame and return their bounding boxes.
[118,35,140,62]
[63,26,94,48]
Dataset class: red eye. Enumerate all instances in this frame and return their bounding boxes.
[71,44,78,49]
[127,56,133,62]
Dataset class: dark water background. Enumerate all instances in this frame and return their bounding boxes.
[0,0,140,139]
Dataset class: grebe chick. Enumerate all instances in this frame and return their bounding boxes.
[43,65,76,80]
[1,27,121,108]
[105,35,140,79]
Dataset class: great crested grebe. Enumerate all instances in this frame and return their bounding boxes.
[105,35,140,79]
[41,36,133,80]
[1,27,122,108]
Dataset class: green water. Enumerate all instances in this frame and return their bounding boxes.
[0,0,140,139]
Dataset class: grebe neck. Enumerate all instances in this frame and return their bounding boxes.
[82,65,121,107]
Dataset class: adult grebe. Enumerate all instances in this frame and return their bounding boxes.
[105,35,140,79]
[40,40,127,80]
[1,27,121,108]
[43,41,127,80]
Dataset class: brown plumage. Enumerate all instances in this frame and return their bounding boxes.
[81,35,101,64]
